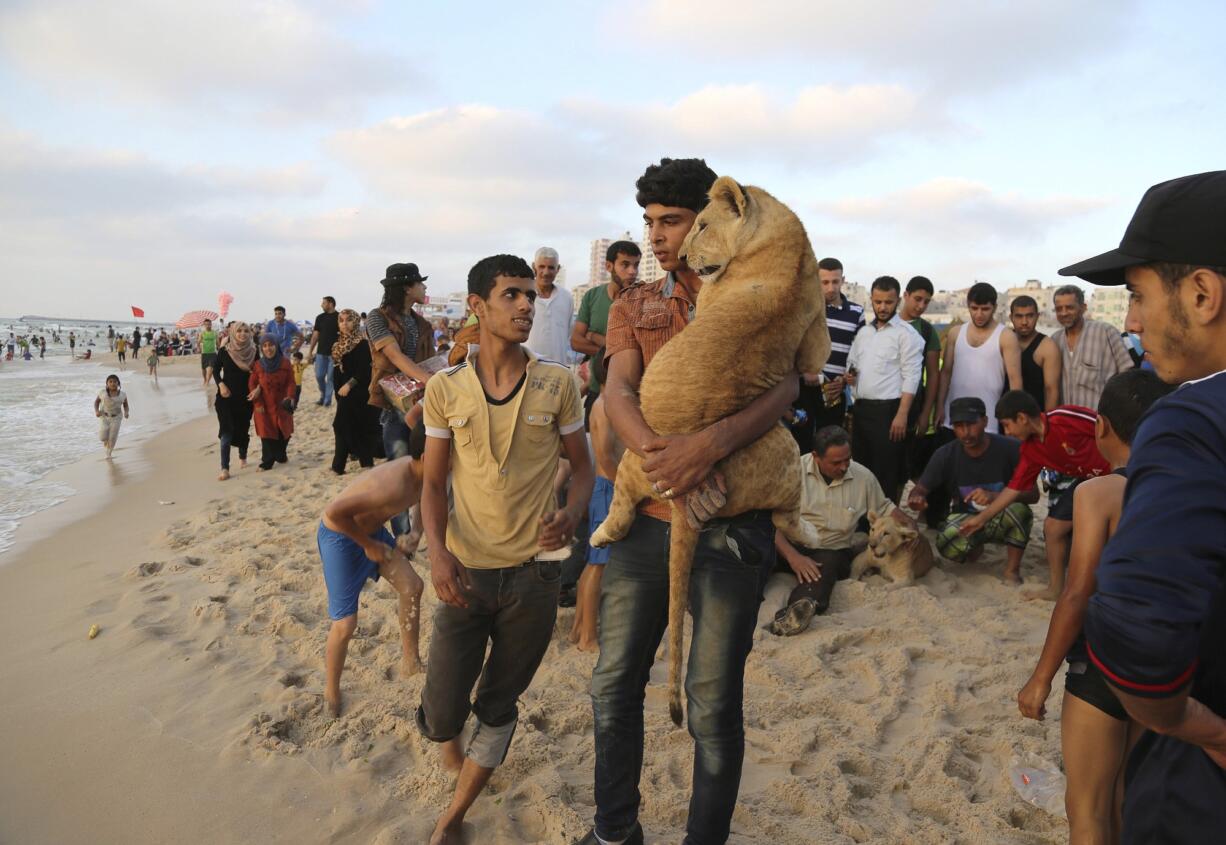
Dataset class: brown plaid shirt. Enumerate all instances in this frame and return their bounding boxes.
[1051,318,1134,409]
[604,273,697,522]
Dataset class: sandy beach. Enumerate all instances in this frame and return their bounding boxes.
[0,363,1072,844]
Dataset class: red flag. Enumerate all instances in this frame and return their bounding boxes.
[131,306,145,318]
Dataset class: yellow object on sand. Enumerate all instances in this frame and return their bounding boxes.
[88,624,100,640]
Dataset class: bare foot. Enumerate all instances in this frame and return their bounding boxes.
[440,739,464,773]
[429,817,466,845]
[401,656,424,677]
[1023,585,1060,602]
[218,469,230,481]
[568,624,581,645]
[576,637,599,654]
[324,689,342,718]
[1003,569,1022,586]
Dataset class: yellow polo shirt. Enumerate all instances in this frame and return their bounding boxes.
[423,344,584,569]
[799,455,894,550]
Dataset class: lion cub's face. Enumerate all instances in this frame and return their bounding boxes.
[681,176,760,284]
[865,509,917,559]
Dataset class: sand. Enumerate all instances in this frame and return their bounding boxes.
[0,367,1072,844]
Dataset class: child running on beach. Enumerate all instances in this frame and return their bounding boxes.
[115,334,127,367]
[94,374,129,459]
[146,347,159,384]
[318,453,427,717]
[1016,370,1172,842]
[418,255,592,845]
[569,349,623,652]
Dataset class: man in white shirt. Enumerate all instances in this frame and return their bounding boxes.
[525,246,574,364]
[846,276,925,502]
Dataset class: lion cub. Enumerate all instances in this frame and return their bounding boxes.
[850,509,935,587]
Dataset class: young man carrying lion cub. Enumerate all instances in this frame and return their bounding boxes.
[582,158,808,845]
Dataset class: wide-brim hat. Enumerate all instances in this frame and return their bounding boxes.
[1059,170,1226,286]
[381,262,428,287]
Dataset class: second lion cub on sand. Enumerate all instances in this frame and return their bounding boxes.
[850,509,936,587]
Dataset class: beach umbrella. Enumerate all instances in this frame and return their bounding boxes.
[217,290,234,319]
[175,309,220,329]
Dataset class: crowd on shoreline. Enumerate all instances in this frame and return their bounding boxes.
[79,163,1226,845]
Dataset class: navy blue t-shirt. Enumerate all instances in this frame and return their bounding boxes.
[1085,369,1226,843]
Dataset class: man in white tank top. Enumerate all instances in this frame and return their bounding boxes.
[936,283,1023,434]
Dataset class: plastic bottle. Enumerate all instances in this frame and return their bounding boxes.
[1009,754,1067,818]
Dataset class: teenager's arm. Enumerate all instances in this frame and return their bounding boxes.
[324,485,393,563]
[1040,339,1062,411]
[374,336,432,382]
[604,348,656,459]
[1001,329,1023,392]
[421,434,469,608]
[541,429,595,550]
[122,397,129,416]
[570,320,601,356]
[916,347,940,433]
[935,326,958,428]
[957,486,1021,535]
[1018,482,1114,719]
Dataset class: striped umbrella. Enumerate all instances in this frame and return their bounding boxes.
[175,309,220,329]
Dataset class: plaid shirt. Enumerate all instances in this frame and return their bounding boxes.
[604,273,697,521]
[1051,318,1134,409]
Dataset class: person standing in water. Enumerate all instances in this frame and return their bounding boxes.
[94,374,129,460]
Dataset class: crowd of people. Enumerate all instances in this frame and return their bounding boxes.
[70,161,1225,844]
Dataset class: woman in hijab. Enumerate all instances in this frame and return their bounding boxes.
[248,332,296,470]
[209,321,257,480]
[330,309,382,474]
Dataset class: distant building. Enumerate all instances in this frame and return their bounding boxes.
[588,231,635,287]
[1091,286,1130,332]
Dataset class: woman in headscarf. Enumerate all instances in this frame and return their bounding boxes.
[330,309,382,474]
[248,332,296,470]
[209,321,257,481]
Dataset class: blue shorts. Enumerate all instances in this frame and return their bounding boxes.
[317,521,393,620]
[586,475,615,565]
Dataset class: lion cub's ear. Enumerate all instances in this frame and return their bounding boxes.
[866,509,879,525]
[710,176,749,219]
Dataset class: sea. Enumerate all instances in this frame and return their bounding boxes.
[0,317,208,556]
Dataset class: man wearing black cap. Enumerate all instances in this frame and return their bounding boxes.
[908,397,1037,584]
[1060,171,1226,844]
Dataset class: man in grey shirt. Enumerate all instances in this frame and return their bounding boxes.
[1050,284,1134,409]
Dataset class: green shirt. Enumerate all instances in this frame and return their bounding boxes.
[201,330,217,354]
[576,283,616,393]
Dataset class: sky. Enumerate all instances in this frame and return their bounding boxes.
[1,0,1223,324]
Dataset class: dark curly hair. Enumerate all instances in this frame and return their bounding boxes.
[467,254,534,300]
[635,158,718,212]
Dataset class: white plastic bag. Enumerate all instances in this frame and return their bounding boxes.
[1009,753,1067,819]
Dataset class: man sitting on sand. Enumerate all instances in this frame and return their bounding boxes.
[418,255,592,845]
[1017,370,1171,842]
[768,425,895,636]
[907,397,1038,584]
[956,391,1109,600]
[317,452,426,717]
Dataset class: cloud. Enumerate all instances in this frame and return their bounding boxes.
[0,0,410,118]
[822,177,1109,244]
[619,0,1136,92]
[562,83,948,167]
[0,130,325,218]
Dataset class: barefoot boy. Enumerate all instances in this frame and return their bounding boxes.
[958,390,1110,600]
[418,255,593,845]
[318,454,426,717]
[570,350,624,652]
[1017,370,1172,842]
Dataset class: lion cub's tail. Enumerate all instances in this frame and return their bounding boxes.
[667,515,701,727]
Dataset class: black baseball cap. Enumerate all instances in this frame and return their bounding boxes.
[1059,171,1226,286]
[948,396,987,424]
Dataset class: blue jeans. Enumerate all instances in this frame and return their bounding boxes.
[381,409,412,536]
[314,354,334,405]
[591,512,774,845]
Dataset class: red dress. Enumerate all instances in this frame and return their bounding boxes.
[249,358,295,440]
